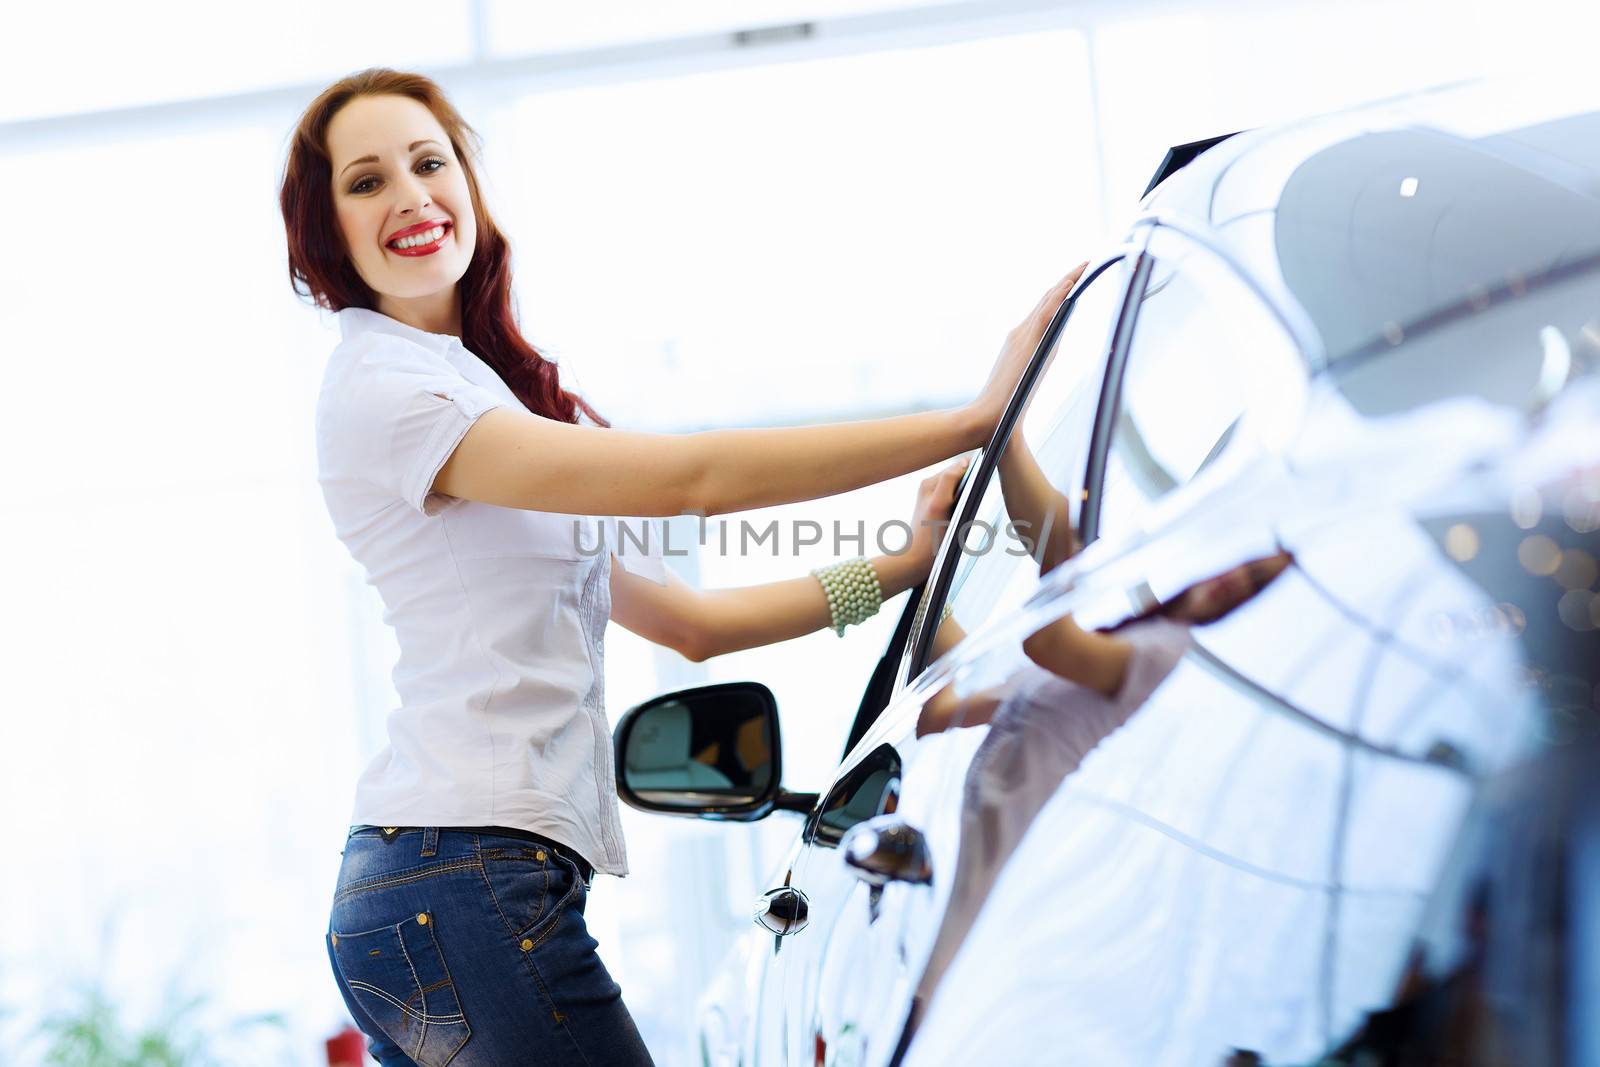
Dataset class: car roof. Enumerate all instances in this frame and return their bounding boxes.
[1137,76,1600,378]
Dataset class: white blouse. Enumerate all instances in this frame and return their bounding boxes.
[315,306,666,876]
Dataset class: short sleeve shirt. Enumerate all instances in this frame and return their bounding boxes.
[315,306,666,876]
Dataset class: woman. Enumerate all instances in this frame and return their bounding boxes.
[279,67,1084,1066]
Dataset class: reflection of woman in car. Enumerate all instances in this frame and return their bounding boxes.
[920,426,1291,729]
[284,67,1088,1065]
[908,432,1292,1028]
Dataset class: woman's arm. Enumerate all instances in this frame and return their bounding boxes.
[609,552,923,662]
[433,265,1086,518]
[437,406,978,519]
[996,436,1080,576]
[916,681,1006,737]
[927,611,968,664]
[1020,614,1131,697]
[609,458,969,660]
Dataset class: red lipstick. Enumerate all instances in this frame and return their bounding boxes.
[385,219,452,257]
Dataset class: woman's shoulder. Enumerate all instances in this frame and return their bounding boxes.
[327,328,456,373]
[318,330,467,412]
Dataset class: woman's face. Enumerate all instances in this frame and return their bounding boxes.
[1165,550,1294,625]
[326,93,476,328]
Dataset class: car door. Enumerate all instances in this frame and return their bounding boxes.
[703,96,1600,1067]
[776,250,1144,1067]
[890,225,1346,1065]
[782,741,906,1067]
[1082,225,1552,1058]
[896,223,1566,1065]
[701,566,943,1067]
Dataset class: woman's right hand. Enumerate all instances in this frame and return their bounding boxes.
[966,262,1089,444]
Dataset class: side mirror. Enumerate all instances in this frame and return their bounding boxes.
[614,681,812,821]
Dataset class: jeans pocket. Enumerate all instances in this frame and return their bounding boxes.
[473,844,569,940]
[480,843,580,945]
[329,909,471,1067]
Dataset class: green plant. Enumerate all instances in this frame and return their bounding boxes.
[32,982,287,1067]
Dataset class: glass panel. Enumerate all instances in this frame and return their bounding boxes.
[926,260,1129,658]
[1094,231,1303,545]
[621,688,774,807]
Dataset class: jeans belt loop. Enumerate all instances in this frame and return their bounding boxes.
[420,826,439,858]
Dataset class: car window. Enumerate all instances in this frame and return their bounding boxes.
[914,259,1132,669]
[839,590,930,761]
[1091,228,1304,546]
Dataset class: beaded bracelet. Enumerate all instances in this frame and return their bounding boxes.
[811,556,884,636]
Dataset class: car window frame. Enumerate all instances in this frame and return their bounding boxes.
[830,240,1157,782]
[1078,252,1156,545]
[895,247,1151,686]
[1080,222,1316,548]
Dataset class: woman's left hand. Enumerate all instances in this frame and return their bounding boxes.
[897,456,971,584]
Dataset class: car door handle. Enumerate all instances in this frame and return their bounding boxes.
[754,886,810,936]
[842,815,933,887]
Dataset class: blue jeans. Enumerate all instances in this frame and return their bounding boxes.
[325,826,655,1066]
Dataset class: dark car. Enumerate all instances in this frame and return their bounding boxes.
[617,80,1600,1067]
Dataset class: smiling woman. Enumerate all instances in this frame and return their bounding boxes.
[279,69,611,430]
[326,103,474,333]
[278,65,1083,1067]
[325,104,473,343]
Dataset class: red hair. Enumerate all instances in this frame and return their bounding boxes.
[279,67,606,427]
